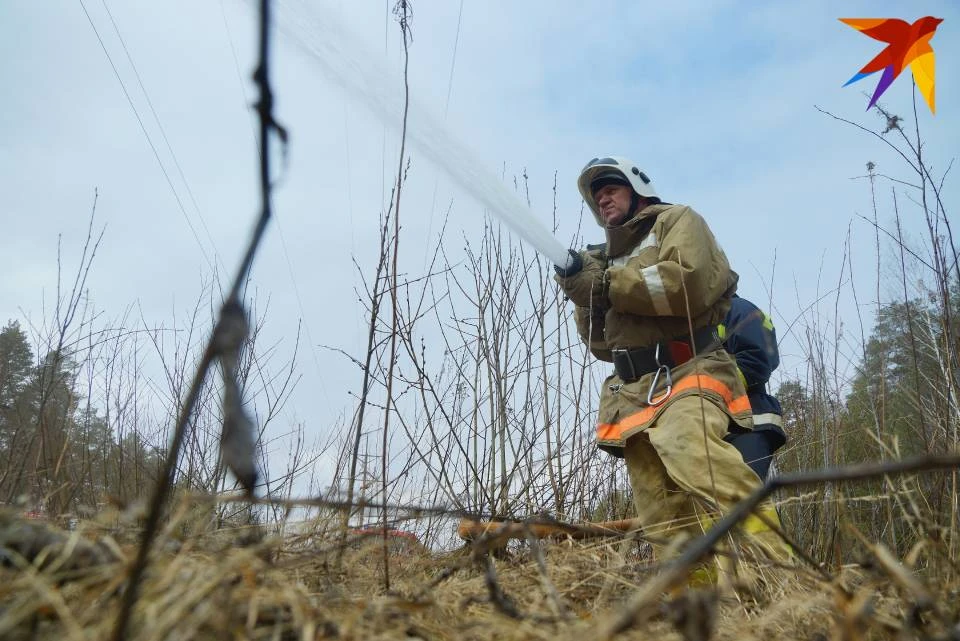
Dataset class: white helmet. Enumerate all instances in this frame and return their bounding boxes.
[577,156,659,224]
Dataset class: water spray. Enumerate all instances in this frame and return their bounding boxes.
[272,0,576,271]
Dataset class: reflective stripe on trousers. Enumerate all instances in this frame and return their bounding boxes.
[752,412,783,427]
[597,373,751,443]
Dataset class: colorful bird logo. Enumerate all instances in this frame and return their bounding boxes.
[840,17,943,114]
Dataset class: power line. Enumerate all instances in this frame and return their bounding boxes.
[381,0,389,217]
[423,0,466,269]
[99,0,224,273]
[78,0,216,273]
[218,0,260,153]
[444,0,465,119]
[343,105,356,255]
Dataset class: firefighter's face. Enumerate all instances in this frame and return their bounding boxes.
[593,184,634,226]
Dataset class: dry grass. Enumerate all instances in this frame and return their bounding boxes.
[2,503,960,641]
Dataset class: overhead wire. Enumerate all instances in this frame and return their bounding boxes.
[328,2,356,256]
[381,0,389,218]
[422,0,465,269]
[343,104,356,255]
[443,0,465,119]
[99,0,225,275]
[77,0,217,274]
[218,0,261,151]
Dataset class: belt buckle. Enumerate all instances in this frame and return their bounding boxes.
[612,348,638,382]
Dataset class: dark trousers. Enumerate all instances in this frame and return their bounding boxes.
[724,430,778,480]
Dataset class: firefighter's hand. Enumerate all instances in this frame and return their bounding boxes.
[554,249,583,277]
[555,251,608,309]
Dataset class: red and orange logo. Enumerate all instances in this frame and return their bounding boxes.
[840,17,943,114]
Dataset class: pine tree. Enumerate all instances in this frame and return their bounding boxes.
[0,321,32,410]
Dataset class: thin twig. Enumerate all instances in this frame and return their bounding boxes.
[854,214,934,271]
[480,553,523,619]
[379,0,413,592]
[525,525,572,620]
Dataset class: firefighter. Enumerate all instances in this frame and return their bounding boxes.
[721,295,787,480]
[554,156,789,562]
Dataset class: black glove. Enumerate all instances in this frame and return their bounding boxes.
[555,250,609,310]
[554,249,583,277]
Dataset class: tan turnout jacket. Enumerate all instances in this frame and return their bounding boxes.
[556,202,752,451]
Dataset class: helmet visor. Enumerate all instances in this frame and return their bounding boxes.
[582,157,620,171]
[589,170,631,195]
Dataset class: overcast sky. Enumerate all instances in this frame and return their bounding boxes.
[2,1,958,479]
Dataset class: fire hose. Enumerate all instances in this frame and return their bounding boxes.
[457,517,642,545]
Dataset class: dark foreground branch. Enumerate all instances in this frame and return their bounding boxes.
[111,1,284,639]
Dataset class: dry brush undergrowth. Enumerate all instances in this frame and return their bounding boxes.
[2,488,960,641]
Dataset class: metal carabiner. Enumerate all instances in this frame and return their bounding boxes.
[646,344,673,406]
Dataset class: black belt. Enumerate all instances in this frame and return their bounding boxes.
[611,325,719,383]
